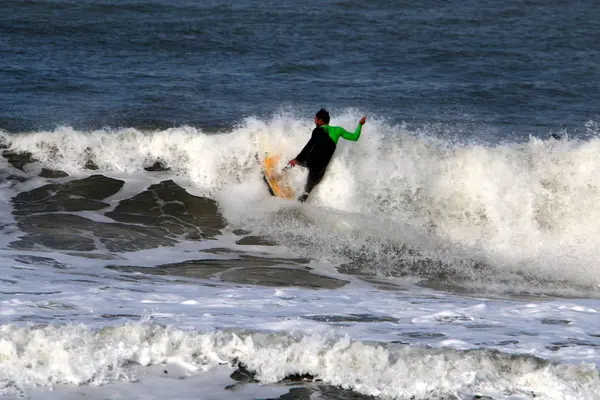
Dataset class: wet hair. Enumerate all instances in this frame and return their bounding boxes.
[315,108,330,124]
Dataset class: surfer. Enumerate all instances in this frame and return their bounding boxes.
[287,109,366,202]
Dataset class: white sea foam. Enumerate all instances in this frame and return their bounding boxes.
[3,112,600,291]
[2,114,600,399]
[0,323,598,399]
[0,237,599,398]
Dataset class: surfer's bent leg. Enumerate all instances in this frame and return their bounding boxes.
[298,168,326,202]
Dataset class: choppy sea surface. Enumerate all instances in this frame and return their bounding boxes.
[1,1,600,399]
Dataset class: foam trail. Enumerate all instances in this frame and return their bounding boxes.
[3,114,600,291]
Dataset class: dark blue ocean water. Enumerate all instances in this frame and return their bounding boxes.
[2,0,599,138]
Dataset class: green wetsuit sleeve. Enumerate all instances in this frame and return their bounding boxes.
[328,125,363,142]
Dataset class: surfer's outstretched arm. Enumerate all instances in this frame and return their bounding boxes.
[326,116,367,142]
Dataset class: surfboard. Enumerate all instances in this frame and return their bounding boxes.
[259,153,295,200]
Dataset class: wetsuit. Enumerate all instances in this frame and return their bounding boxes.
[294,124,362,199]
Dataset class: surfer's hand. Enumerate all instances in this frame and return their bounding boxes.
[359,116,367,125]
[287,159,297,167]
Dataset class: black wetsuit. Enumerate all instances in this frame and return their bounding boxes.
[294,124,362,198]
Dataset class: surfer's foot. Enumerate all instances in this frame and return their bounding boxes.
[297,193,309,203]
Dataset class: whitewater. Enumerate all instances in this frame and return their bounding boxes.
[0,111,600,399]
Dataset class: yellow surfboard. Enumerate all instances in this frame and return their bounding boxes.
[259,154,295,200]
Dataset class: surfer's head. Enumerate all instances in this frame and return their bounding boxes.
[315,108,330,126]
